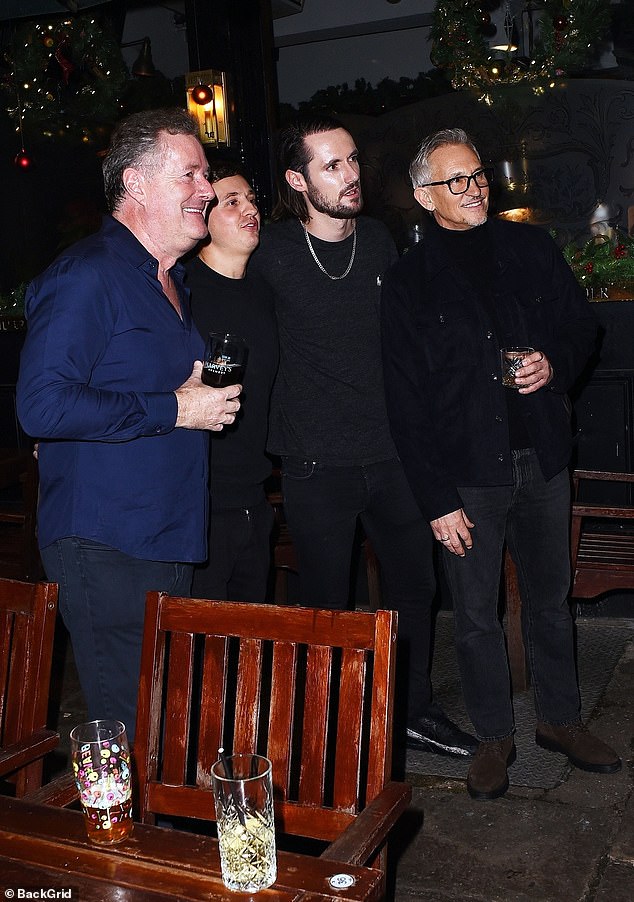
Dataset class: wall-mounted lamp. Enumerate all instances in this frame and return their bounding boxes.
[121,37,156,78]
[186,69,230,147]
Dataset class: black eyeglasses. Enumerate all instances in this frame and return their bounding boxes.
[419,167,494,196]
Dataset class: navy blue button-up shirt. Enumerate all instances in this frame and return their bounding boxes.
[17,216,208,561]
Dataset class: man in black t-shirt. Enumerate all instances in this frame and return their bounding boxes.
[250,115,477,760]
[187,164,279,602]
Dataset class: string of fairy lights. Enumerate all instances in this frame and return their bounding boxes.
[1,14,128,166]
[2,11,221,169]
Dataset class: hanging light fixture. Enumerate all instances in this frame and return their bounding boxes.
[121,37,156,77]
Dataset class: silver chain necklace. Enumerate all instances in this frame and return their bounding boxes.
[302,224,357,280]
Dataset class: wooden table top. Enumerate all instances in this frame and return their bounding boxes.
[0,797,385,901]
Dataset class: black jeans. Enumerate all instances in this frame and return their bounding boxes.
[192,498,274,603]
[442,450,581,740]
[281,456,436,720]
[40,537,193,743]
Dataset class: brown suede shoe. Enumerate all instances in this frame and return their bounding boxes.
[536,721,621,774]
[467,736,516,800]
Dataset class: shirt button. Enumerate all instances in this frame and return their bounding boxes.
[486,331,494,339]
[155,426,162,433]
[495,415,503,422]
[498,453,504,462]
[492,373,499,381]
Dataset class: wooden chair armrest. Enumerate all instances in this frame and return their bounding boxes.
[573,470,634,483]
[572,504,634,519]
[23,770,79,807]
[320,780,412,867]
[0,729,59,777]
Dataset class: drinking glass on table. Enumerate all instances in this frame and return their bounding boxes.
[70,719,133,845]
[211,752,277,892]
[500,347,535,388]
[202,332,248,388]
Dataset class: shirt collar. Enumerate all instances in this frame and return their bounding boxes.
[100,215,187,285]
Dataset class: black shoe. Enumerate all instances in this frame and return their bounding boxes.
[406,704,479,758]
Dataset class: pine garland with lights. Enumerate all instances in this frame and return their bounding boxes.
[431,0,611,98]
[2,14,127,140]
[562,230,634,291]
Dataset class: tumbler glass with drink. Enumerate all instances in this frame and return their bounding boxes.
[211,752,277,892]
[202,332,248,388]
[500,347,535,388]
[70,719,133,845]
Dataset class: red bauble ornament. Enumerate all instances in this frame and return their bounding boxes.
[191,83,214,105]
[553,15,568,31]
[14,150,34,170]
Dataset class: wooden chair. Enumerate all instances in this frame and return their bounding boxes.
[0,578,59,796]
[0,449,43,582]
[133,593,411,869]
[570,469,634,599]
[503,468,634,693]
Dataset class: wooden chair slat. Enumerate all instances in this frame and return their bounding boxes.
[233,637,262,754]
[298,644,331,806]
[365,611,396,801]
[267,642,298,799]
[161,631,194,786]
[332,647,365,812]
[197,635,228,787]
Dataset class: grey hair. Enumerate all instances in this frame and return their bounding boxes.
[409,128,480,188]
[103,108,200,213]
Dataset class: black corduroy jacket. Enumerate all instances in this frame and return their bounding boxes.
[380,216,598,522]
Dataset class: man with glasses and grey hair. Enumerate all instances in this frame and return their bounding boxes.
[381,127,620,800]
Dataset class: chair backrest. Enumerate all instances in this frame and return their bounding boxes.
[135,593,398,843]
[0,578,58,794]
[571,469,634,599]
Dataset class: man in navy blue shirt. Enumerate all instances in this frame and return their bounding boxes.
[17,108,240,741]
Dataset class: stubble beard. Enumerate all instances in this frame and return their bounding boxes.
[305,180,363,220]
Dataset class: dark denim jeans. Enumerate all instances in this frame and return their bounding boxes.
[192,498,274,603]
[281,456,436,720]
[441,449,580,740]
[41,537,193,742]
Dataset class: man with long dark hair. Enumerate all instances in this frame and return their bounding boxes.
[250,115,477,759]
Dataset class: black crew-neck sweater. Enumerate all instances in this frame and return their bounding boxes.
[430,217,531,450]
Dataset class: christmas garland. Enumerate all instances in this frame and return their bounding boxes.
[2,14,128,138]
[562,230,634,290]
[431,1,612,99]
